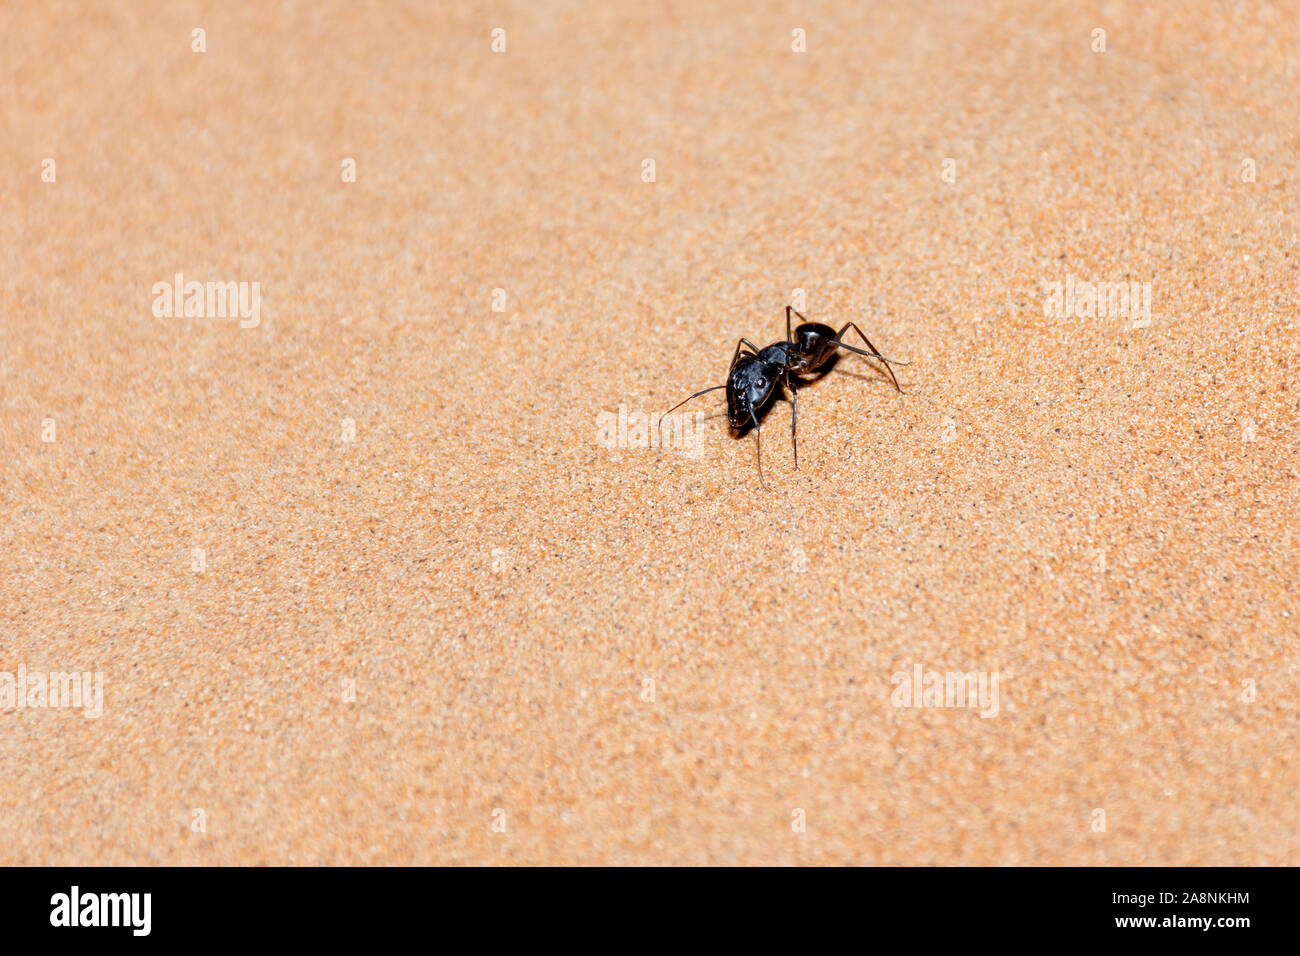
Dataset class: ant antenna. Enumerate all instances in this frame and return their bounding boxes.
[664,384,725,417]
[659,384,726,447]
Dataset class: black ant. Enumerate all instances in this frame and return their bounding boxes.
[665,306,907,485]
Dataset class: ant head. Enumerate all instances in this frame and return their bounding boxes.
[726,357,781,428]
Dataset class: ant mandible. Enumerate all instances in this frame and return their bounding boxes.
[665,306,908,485]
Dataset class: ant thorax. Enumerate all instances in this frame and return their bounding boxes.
[757,342,792,367]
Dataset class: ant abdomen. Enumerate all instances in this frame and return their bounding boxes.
[790,322,839,374]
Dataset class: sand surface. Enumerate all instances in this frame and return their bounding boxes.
[1,1,1297,864]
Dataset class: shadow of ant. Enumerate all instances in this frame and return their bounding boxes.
[728,353,904,437]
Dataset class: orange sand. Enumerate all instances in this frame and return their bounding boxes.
[1,1,1297,864]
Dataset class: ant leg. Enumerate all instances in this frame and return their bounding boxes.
[786,304,813,343]
[787,374,799,470]
[751,409,769,490]
[836,322,904,393]
[728,337,762,376]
